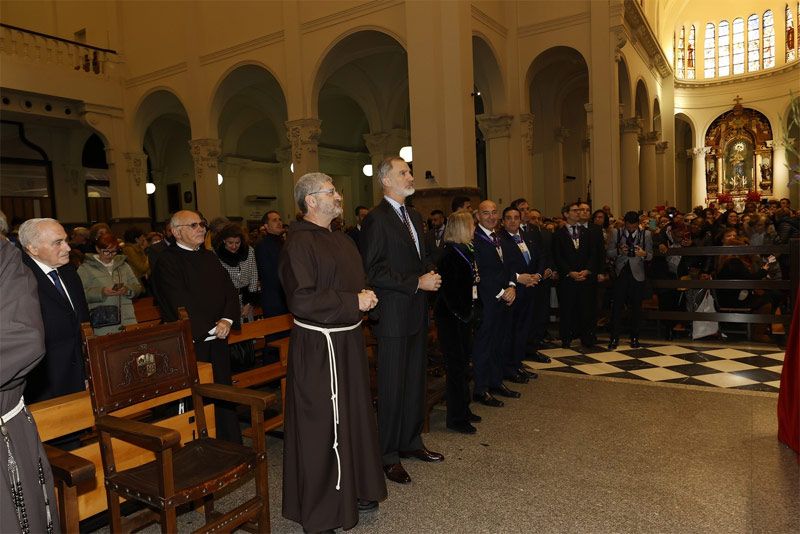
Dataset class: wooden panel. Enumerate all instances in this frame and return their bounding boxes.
[227,314,292,344]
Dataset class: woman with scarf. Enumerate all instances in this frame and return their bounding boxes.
[214,224,259,322]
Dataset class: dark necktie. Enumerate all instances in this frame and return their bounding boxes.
[571,226,579,240]
[48,269,72,307]
[513,234,531,265]
[490,231,500,248]
[399,206,419,257]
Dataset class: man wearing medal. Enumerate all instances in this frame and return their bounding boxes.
[553,202,598,348]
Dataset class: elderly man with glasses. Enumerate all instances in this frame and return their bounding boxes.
[151,210,242,443]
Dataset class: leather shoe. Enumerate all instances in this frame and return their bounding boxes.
[489,384,521,398]
[467,411,482,423]
[447,421,477,434]
[518,367,538,379]
[472,391,504,407]
[527,353,551,363]
[504,371,528,384]
[607,337,619,350]
[358,499,378,512]
[399,447,444,462]
[630,337,641,348]
[383,463,411,484]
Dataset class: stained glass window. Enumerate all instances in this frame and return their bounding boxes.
[763,10,775,68]
[719,20,730,76]
[705,22,716,77]
[733,17,745,74]
[748,14,760,71]
[788,4,796,61]
[677,26,685,78]
[687,25,696,78]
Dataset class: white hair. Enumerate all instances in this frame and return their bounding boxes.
[18,218,60,249]
[294,172,333,214]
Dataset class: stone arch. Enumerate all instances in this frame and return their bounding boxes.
[674,112,695,210]
[527,46,590,215]
[634,79,651,130]
[617,54,633,117]
[653,98,662,135]
[472,33,507,114]
[132,87,190,148]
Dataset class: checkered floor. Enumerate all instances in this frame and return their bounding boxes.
[526,342,786,393]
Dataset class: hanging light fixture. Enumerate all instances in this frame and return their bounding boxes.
[146,183,156,195]
[362,164,373,177]
[399,146,413,162]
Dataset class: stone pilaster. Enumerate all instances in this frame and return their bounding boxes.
[477,114,513,205]
[655,141,669,205]
[638,131,659,209]
[285,118,321,179]
[275,146,297,218]
[620,118,641,212]
[188,138,222,220]
[688,146,712,207]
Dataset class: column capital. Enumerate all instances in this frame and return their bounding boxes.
[363,131,391,156]
[687,146,712,157]
[476,114,513,139]
[655,141,669,154]
[620,117,641,134]
[638,131,659,145]
[554,127,571,143]
[583,102,593,114]
[519,113,534,155]
[188,138,221,164]
[123,152,148,188]
[285,118,322,159]
[582,138,591,150]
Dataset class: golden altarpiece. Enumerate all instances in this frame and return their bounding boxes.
[704,98,774,208]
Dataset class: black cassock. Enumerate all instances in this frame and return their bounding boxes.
[279,220,386,532]
[1,240,58,534]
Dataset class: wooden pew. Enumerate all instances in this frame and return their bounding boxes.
[28,362,215,524]
[229,314,293,435]
[132,296,161,327]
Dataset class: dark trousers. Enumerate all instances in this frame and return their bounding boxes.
[473,300,510,394]
[434,309,472,426]
[529,281,551,345]
[507,292,534,376]
[610,265,644,338]
[376,329,426,464]
[557,279,593,342]
[194,339,242,445]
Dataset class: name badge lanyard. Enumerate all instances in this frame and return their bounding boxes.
[453,245,480,300]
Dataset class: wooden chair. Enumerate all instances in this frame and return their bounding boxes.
[82,310,276,533]
[43,444,95,533]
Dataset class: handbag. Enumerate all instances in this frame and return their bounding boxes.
[89,303,121,328]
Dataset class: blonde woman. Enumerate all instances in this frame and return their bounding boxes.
[434,210,481,434]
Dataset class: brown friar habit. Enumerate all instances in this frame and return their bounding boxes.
[279,220,386,532]
[0,240,58,534]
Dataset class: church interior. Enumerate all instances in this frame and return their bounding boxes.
[1,1,798,532]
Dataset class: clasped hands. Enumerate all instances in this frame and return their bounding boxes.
[568,270,592,282]
[418,271,442,292]
[358,289,379,312]
[516,273,543,287]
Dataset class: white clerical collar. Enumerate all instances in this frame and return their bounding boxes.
[176,241,200,251]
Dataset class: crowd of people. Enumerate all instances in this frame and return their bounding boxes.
[0,160,797,533]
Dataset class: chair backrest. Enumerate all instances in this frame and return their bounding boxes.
[82,309,199,417]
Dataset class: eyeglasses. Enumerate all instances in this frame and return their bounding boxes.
[174,221,208,229]
[309,188,337,196]
[99,248,118,255]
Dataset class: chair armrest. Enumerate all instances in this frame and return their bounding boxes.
[96,415,181,452]
[193,383,276,411]
[43,444,95,486]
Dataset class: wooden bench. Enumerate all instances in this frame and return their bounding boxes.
[28,362,216,524]
[228,314,293,435]
[131,296,162,328]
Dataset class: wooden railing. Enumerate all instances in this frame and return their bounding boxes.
[644,239,799,325]
[0,23,117,77]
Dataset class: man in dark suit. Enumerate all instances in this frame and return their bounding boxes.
[511,201,555,360]
[423,209,446,266]
[472,200,519,407]
[499,206,543,383]
[361,156,444,485]
[18,218,90,403]
[345,205,369,252]
[152,210,242,444]
[578,201,605,346]
[553,202,598,348]
[254,210,288,318]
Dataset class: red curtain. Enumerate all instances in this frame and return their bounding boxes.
[777,287,799,458]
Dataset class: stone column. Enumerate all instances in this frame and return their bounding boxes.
[689,147,711,207]
[219,157,243,218]
[552,127,571,212]
[363,131,391,205]
[655,141,669,205]
[519,113,535,199]
[114,152,148,220]
[477,114,513,205]
[620,118,641,212]
[582,137,591,200]
[275,146,296,219]
[188,138,222,221]
[769,140,790,200]
[285,118,321,179]
[638,131,658,209]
